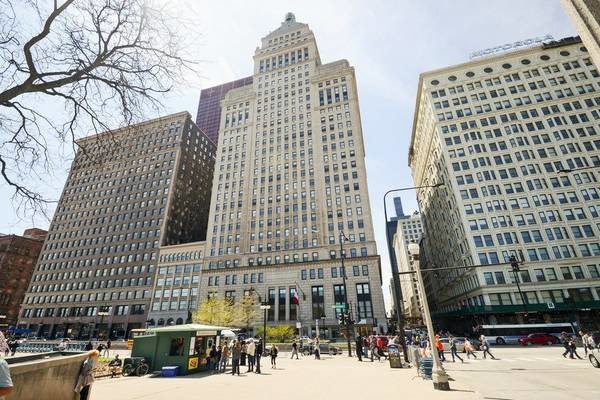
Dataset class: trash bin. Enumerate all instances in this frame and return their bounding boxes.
[161,366,180,377]
[387,344,403,368]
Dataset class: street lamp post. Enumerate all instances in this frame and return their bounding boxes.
[339,230,353,357]
[383,183,444,362]
[97,306,110,339]
[509,255,528,317]
[408,242,450,391]
[259,302,271,355]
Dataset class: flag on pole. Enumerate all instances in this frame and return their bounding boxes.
[292,290,300,305]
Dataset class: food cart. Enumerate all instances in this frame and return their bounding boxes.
[131,323,228,375]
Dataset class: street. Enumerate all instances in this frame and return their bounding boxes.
[91,346,599,400]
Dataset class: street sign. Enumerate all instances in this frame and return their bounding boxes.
[296,322,301,329]
[547,302,555,309]
[332,303,345,309]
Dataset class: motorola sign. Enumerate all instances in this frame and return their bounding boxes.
[470,35,554,59]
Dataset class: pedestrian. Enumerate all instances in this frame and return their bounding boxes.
[0,356,13,399]
[579,331,590,356]
[291,340,299,359]
[8,340,18,357]
[270,344,278,368]
[231,341,241,376]
[219,343,230,372]
[84,341,92,351]
[108,354,122,378]
[246,339,256,372]
[370,336,380,362]
[103,340,111,357]
[449,336,463,363]
[240,340,247,366]
[255,338,263,374]
[209,345,218,372]
[376,336,387,360]
[362,336,369,358]
[74,350,99,400]
[479,334,496,360]
[314,337,321,360]
[96,343,104,355]
[58,339,69,352]
[355,335,363,361]
[560,332,572,358]
[464,337,477,359]
[435,335,446,362]
[569,337,583,360]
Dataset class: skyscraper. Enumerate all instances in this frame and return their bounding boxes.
[196,77,253,143]
[18,112,215,339]
[562,0,600,67]
[199,13,386,337]
[0,229,47,330]
[409,37,600,332]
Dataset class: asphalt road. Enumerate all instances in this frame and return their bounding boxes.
[443,345,599,400]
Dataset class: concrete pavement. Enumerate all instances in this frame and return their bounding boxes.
[90,346,600,400]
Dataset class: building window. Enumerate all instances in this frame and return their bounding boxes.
[278,288,286,321]
[333,284,346,319]
[268,288,275,321]
[356,283,373,320]
[311,286,325,319]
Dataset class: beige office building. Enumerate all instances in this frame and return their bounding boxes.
[409,37,600,333]
[392,213,424,324]
[562,0,600,67]
[200,13,386,337]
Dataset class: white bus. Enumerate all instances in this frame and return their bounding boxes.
[479,323,576,345]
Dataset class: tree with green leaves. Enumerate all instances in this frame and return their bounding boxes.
[193,297,234,327]
[234,294,258,330]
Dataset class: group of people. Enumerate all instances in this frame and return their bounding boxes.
[83,339,111,357]
[208,338,280,375]
[354,334,389,362]
[561,330,596,360]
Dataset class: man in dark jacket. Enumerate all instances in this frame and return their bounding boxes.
[355,335,363,361]
[255,338,263,374]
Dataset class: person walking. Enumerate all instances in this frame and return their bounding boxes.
[355,335,363,362]
[580,331,590,357]
[370,336,380,362]
[435,335,446,362]
[74,350,99,400]
[219,343,230,372]
[255,338,263,374]
[362,336,369,359]
[270,344,278,368]
[449,336,464,363]
[560,332,573,358]
[569,337,583,360]
[246,339,256,372]
[84,341,93,352]
[231,341,241,376]
[103,340,111,357]
[314,337,321,360]
[291,340,299,359]
[464,337,477,359]
[480,334,496,360]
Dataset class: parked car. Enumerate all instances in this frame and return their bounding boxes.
[518,333,559,346]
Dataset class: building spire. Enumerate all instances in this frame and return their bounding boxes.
[285,12,296,23]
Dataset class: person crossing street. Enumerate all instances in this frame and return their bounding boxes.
[449,336,463,363]
[480,334,496,360]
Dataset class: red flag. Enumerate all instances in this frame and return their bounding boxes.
[292,290,299,305]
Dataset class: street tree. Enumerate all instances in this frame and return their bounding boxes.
[234,294,258,330]
[0,0,195,215]
[193,297,234,327]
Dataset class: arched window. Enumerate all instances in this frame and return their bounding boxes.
[157,318,165,326]
[176,318,184,325]
[167,318,174,325]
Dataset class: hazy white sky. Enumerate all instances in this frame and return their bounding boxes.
[0,0,576,309]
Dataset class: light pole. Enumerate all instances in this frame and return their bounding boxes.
[383,183,444,362]
[509,255,528,317]
[259,302,271,355]
[339,230,353,357]
[97,306,110,339]
[408,242,450,391]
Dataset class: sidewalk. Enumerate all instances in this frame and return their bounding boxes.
[92,352,478,400]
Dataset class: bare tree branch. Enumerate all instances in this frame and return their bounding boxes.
[0,0,198,218]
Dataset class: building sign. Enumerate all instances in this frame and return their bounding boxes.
[188,356,199,370]
[470,35,554,59]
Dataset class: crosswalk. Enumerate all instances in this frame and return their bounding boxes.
[445,355,588,365]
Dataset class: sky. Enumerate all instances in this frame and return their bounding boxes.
[0,0,576,310]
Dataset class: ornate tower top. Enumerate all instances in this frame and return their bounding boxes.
[285,12,296,23]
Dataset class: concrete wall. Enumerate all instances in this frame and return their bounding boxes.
[7,352,88,400]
